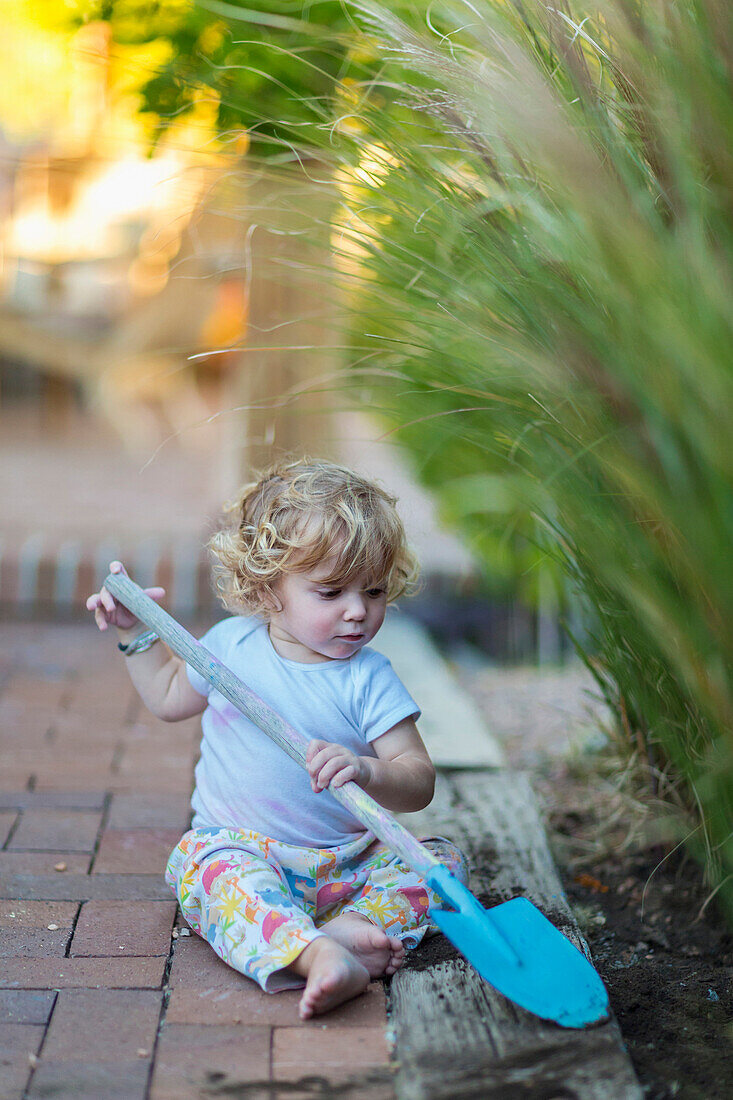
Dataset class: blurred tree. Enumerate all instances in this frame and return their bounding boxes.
[58,0,366,155]
[34,1,370,466]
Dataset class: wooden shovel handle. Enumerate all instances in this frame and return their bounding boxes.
[104,572,441,877]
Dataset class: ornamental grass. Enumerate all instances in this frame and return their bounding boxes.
[318,0,733,916]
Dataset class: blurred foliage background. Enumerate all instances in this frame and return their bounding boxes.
[26,1,733,918]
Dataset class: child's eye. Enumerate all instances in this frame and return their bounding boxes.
[318,589,341,600]
[366,587,385,599]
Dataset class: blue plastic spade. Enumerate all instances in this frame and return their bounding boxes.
[104,571,610,1029]
[427,864,609,1028]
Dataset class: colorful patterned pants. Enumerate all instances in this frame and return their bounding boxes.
[166,827,468,992]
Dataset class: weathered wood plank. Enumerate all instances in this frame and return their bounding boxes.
[378,615,504,769]
[391,962,640,1100]
[400,771,583,949]
[391,771,642,1099]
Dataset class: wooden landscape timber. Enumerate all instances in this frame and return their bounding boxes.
[378,621,642,1100]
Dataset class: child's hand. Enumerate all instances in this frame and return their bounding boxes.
[86,561,165,635]
[306,739,372,793]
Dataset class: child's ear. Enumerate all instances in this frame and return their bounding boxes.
[261,584,283,615]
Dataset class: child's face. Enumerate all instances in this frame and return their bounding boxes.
[268,561,388,663]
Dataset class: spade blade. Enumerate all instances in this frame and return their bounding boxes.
[428,866,610,1029]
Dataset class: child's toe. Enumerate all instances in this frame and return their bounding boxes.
[366,925,390,949]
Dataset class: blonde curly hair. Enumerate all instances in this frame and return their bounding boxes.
[209,458,419,617]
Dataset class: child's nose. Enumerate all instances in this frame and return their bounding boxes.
[344,594,367,620]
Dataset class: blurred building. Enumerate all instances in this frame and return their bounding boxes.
[1,21,250,446]
[0,15,475,622]
[0,19,260,611]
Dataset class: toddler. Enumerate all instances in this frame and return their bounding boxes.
[87,459,466,1019]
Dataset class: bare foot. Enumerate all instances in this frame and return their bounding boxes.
[293,937,370,1020]
[321,912,405,978]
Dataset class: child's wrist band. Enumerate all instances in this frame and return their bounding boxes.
[118,630,159,657]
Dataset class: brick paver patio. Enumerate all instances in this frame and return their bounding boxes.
[0,623,395,1099]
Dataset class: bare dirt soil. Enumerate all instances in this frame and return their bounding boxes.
[452,657,733,1100]
[563,844,732,1100]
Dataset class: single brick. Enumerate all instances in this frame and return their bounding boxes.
[0,752,44,785]
[150,1023,271,1100]
[59,703,131,730]
[0,810,18,846]
[0,793,106,811]
[0,551,18,608]
[0,873,171,902]
[0,901,78,928]
[166,934,236,991]
[0,955,166,989]
[54,697,132,733]
[0,1022,45,1098]
[0,990,56,1025]
[0,927,72,958]
[8,809,102,853]
[33,754,117,791]
[70,900,177,957]
[43,989,161,1061]
[46,733,120,756]
[92,829,181,875]
[0,767,34,792]
[73,558,96,611]
[107,772,194,795]
[166,936,387,1027]
[0,852,92,874]
[118,743,197,769]
[132,712,202,744]
[64,674,137,707]
[272,1025,390,1081]
[166,977,388,1029]
[0,742,49,770]
[0,700,60,734]
[2,677,69,710]
[107,793,191,831]
[27,1060,150,1100]
[120,722,187,752]
[111,754,195,785]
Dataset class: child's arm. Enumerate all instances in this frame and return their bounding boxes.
[87,561,206,722]
[306,718,435,813]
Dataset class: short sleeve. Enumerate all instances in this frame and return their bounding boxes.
[185,617,241,697]
[356,649,421,743]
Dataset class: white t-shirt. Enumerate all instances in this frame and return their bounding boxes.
[185,616,420,847]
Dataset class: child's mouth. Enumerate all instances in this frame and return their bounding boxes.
[339,633,364,642]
